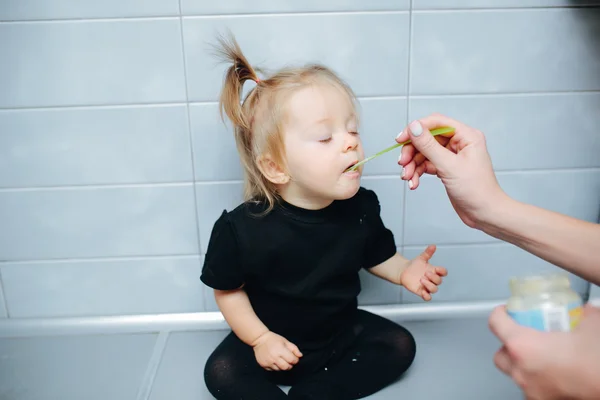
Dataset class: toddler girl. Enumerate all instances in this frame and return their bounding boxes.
[201,33,448,400]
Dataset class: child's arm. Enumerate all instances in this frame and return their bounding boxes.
[367,252,410,285]
[214,287,270,345]
[368,245,447,301]
[214,288,303,371]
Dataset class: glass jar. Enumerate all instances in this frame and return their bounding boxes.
[506,273,583,332]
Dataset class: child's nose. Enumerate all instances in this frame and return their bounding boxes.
[344,134,359,152]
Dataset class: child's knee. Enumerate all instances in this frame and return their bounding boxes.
[379,324,417,371]
[400,325,417,358]
[204,354,235,394]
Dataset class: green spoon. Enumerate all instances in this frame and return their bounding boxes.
[345,126,456,172]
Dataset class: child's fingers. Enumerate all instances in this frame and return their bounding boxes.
[280,349,299,365]
[420,278,438,294]
[435,266,448,276]
[286,342,303,358]
[421,288,432,301]
[275,357,292,371]
[419,244,437,261]
[425,270,442,285]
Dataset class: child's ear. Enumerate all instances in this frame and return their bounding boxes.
[257,154,290,185]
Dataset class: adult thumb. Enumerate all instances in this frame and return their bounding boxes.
[582,303,600,319]
[488,305,522,343]
[408,120,454,171]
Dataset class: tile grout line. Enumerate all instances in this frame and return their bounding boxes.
[4,239,599,266]
[403,240,506,249]
[413,5,600,13]
[0,101,189,112]
[2,5,598,24]
[0,167,599,192]
[0,181,195,192]
[160,10,412,18]
[408,90,600,99]
[400,0,414,293]
[0,16,179,24]
[177,0,208,312]
[398,246,405,304]
[2,90,600,112]
[0,253,201,266]
[0,270,10,318]
[136,331,170,400]
[0,10,410,24]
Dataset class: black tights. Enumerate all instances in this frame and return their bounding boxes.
[204,310,417,399]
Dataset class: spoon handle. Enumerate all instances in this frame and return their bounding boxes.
[346,126,455,172]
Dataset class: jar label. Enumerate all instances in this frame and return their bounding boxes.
[507,300,583,332]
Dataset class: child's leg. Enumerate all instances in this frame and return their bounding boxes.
[204,331,288,400]
[287,310,416,400]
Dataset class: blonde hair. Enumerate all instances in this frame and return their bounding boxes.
[212,32,359,213]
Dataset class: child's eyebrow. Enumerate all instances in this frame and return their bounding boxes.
[346,113,358,124]
[302,118,330,131]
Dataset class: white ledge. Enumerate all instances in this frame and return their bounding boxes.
[0,301,507,338]
[2,299,598,338]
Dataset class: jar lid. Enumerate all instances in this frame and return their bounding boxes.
[509,273,571,295]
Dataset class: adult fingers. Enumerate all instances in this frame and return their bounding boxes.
[488,305,522,343]
[494,346,513,376]
[395,113,461,144]
[404,120,456,174]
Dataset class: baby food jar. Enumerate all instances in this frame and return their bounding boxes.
[506,273,583,332]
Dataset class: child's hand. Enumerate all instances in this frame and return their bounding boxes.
[252,331,303,371]
[400,244,447,301]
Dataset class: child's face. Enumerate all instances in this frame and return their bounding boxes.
[281,83,364,206]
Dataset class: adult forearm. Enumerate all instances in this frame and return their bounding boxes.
[478,196,600,286]
[214,288,270,346]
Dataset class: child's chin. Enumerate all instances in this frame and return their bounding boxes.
[336,183,361,200]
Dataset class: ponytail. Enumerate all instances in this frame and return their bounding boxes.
[212,32,260,131]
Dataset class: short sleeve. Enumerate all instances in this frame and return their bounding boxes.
[200,210,245,290]
[361,188,397,269]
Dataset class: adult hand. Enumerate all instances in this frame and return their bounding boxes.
[488,304,600,400]
[396,113,506,228]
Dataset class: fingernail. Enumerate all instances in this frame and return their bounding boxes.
[398,153,402,164]
[396,130,404,140]
[401,167,406,178]
[408,180,414,189]
[409,120,423,136]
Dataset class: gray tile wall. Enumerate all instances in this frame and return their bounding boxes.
[1,1,599,319]
[0,4,599,398]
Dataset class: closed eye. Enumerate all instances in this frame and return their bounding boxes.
[319,131,358,143]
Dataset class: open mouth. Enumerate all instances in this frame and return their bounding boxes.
[344,161,359,173]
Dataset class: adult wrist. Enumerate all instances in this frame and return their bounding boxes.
[473,192,515,233]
